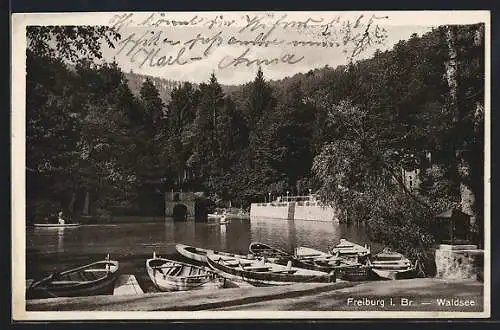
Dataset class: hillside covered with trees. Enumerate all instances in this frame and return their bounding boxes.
[26,24,485,258]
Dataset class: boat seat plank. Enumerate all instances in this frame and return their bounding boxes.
[50,280,86,285]
[82,271,99,281]
[67,271,88,282]
[179,266,192,276]
[170,266,184,277]
[182,274,212,279]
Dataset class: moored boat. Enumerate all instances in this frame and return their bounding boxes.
[206,251,336,286]
[249,242,339,273]
[249,242,290,258]
[146,252,225,291]
[329,239,371,261]
[369,248,416,280]
[26,255,119,299]
[33,223,82,228]
[175,244,247,264]
[295,246,371,281]
[176,243,212,263]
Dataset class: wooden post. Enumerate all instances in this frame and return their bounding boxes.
[83,191,90,216]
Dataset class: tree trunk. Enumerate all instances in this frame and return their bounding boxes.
[445,25,480,246]
[68,192,76,215]
[444,26,459,125]
[83,191,90,215]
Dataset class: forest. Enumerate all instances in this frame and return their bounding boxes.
[26,24,485,257]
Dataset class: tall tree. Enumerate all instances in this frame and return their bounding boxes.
[190,73,225,185]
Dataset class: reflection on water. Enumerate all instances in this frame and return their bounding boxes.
[26,217,377,277]
[57,228,64,251]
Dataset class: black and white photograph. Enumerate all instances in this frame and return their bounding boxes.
[11,10,490,319]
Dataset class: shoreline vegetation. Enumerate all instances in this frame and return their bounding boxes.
[26,23,484,275]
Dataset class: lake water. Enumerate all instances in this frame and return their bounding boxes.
[26,217,379,291]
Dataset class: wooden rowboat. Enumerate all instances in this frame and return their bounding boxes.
[176,244,253,264]
[206,251,336,286]
[33,223,82,228]
[249,242,289,258]
[249,242,336,272]
[369,248,416,280]
[176,243,212,263]
[146,252,225,291]
[329,239,371,261]
[26,255,119,299]
[295,246,371,281]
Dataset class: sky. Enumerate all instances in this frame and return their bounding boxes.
[96,12,436,85]
[15,11,488,86]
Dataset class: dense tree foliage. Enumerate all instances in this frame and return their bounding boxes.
[26,24,485,255]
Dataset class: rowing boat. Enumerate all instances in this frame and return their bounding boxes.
[249,242,289,258]
[369,248,416,280]
[33,223,82,228]
[249,242,338,272]
[176,244,212,263]
[329,239,371,261]
[146,252,225,291]
[295,246,371,281]
[176,244,251,264]
[26,255,119,299]
[206,251,336,286]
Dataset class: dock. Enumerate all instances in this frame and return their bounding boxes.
[113,275,144,296]
[25,279,483,312]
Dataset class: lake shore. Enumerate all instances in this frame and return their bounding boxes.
[26,278,483,312]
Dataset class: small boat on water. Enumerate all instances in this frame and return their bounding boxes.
[33,223,82,228]
[295,246,371,281]
[225,210,250,220]
[219,214,230,224]
[208,213,222,221]
[206,251,336,286]
[369,248,416,280]
[329,239,371,261]
[249,242,338,273]
[249,242,290,258]
[26,255,119,299]
[176,243,250,264]
[146,252,225,291]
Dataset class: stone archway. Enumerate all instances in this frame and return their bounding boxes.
[165,191,196,221]
[172,204,188,222]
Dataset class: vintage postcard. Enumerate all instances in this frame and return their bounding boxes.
[11,10,490,320]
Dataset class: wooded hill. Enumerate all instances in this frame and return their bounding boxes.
[123,71,241,105]
[26,24,485,255]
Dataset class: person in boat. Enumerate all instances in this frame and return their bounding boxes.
[58,211,65,225]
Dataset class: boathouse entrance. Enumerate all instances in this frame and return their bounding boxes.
[165,191,196,221]
[172,204,188,221]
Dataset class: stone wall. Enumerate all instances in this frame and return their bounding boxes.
[250,203,290,219]
[250,202,337,222]
[294,204,337,221]
[435,244,483,281]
